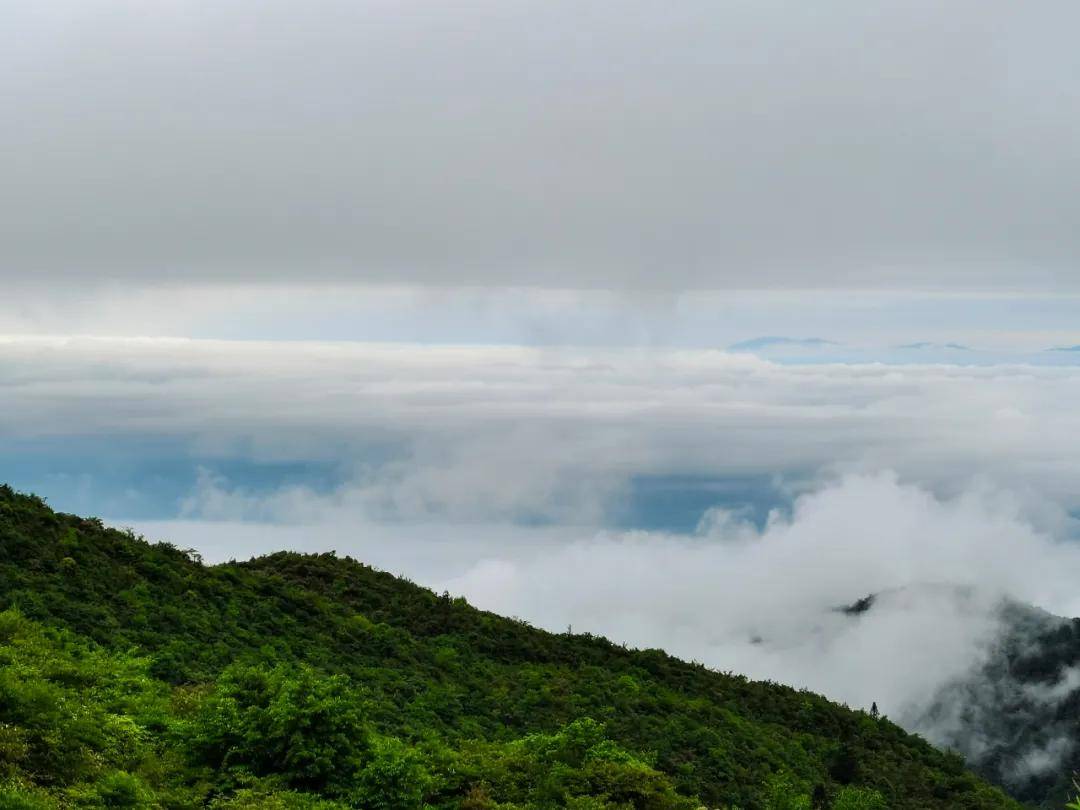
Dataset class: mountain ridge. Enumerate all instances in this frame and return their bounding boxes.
[0,485,1027,808]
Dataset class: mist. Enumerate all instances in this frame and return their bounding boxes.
[133,471,1080,781]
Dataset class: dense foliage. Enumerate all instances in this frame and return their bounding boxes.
[0,486,1024,808]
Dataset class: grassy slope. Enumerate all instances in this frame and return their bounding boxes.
[0,486,1023,809]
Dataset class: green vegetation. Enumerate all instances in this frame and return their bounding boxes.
[0,485,1024,808]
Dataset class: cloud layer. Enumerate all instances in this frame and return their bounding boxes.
[5,0,1080,289]
[6,335,1080,526]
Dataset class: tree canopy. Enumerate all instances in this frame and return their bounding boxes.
[0,485,1025,808]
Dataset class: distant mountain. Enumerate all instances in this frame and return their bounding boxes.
[0,485,1024,809]
[728,336,838,352]
[896,342,972,351]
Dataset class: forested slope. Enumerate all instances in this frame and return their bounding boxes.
[0,485,1023,808]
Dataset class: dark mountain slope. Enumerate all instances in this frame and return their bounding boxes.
[904,597,1080,809]
[836,585,1080,808]
[0,485,1023,808]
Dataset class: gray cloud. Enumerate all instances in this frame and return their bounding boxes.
[5,0,1080,290]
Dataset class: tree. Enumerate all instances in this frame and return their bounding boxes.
[351,738,430,810]
[187,663,371,794]
[829,741,860,785]
[831,786,888,810]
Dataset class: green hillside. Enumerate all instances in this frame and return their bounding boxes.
[0,485,1024,809]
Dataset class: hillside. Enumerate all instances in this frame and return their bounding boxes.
[837,587,1080,808]
[902,597,1080,808]
[0,485,1025,809]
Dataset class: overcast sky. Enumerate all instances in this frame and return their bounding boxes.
[5,0,1080,291]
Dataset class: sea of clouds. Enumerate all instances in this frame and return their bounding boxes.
[5,335,1080,770]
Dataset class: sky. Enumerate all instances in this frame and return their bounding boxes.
[6,0,1080,773]
[5,0,1080,291]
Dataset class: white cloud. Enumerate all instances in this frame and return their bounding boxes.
[436,474,1080,703]
[133,472,1080,779]
[6,335,1080,525]
[1007,737,1074,781]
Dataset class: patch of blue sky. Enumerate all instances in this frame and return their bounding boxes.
[613,474,796,534]
[0,435,347,521]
